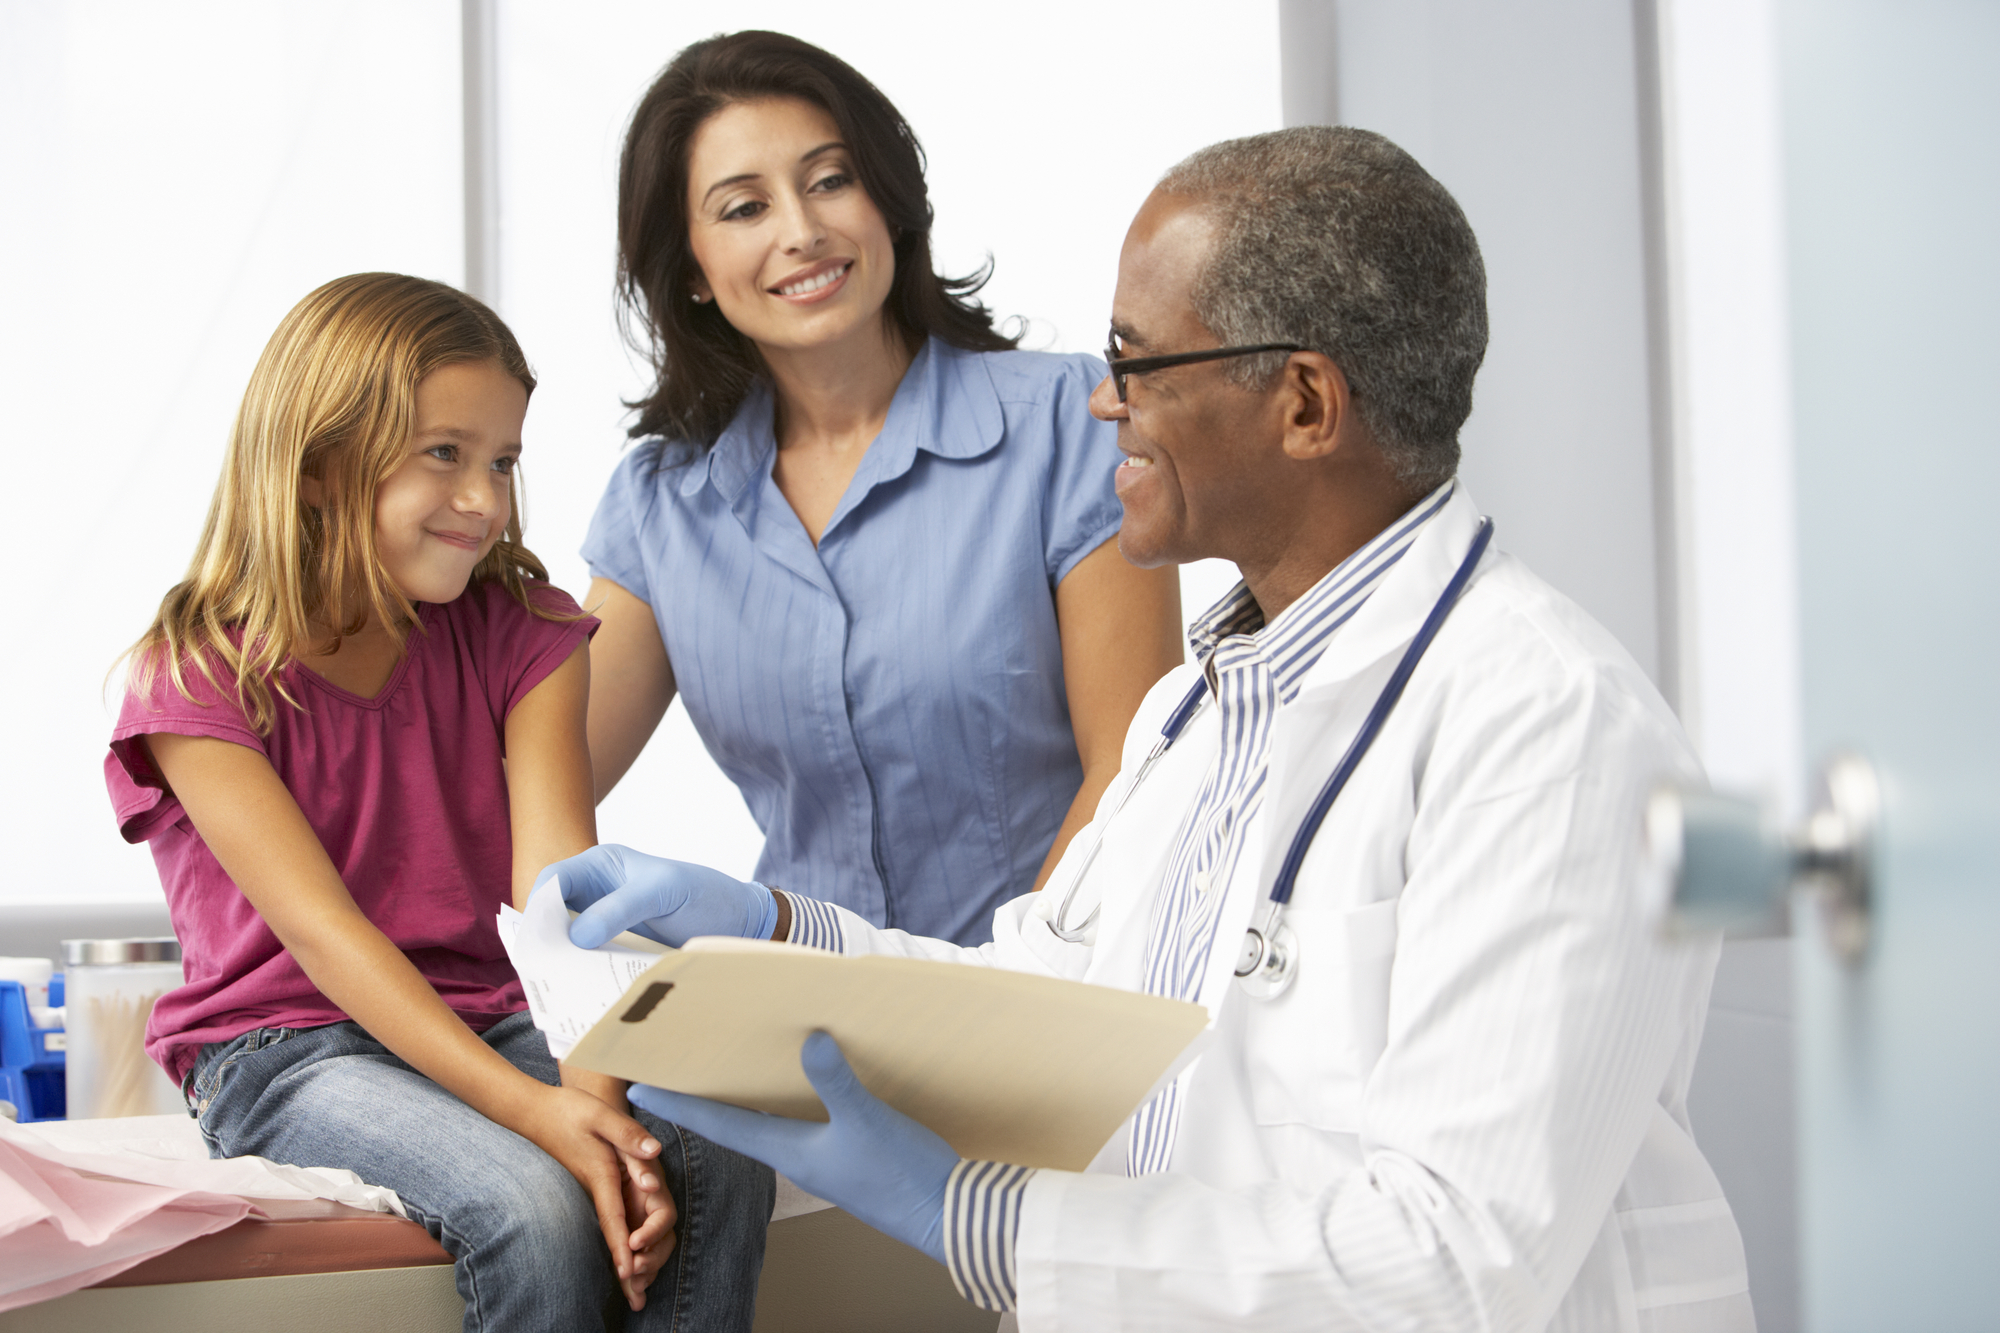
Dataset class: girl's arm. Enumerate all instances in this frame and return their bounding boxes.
[145,644,666,1310]
[582,578,676,804]
[1031,539,1185,891]
[502,639,675,1309]
[505,637,600,908]
[499,644,652,1129]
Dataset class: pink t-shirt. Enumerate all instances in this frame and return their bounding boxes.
[105,581,596,1084]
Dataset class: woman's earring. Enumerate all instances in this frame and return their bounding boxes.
[691,291,708,304]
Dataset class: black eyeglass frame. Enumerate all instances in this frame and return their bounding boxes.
[1103,334,1307,402]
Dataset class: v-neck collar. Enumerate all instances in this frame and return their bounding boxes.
[288,603,433,710]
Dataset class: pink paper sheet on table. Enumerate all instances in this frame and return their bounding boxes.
[0,1116,405,1311]
[0,1137,256,1309]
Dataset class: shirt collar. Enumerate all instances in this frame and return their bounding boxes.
[1189,480,1457,701]
[679,387,775,502]
[677,339,1004,505]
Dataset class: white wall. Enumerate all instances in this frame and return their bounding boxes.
[1305,0,1672,690]
[0,0,464,907]
[1657,0,1804,815]
[1658,4,1802,1329]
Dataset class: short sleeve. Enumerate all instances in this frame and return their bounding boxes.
[580,441,667,605]
[478,582,599,719]
[1038,355,1126,586]
[106,654,267,844]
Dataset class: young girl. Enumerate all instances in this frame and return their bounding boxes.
[104,273,772,1330]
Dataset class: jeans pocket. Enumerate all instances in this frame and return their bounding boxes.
[189,1027,295,1123]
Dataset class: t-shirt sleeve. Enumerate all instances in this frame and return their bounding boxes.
[580,441,666,605]
[484,582,601,719]
[1040,354,1126,586]
[106,654,268,844]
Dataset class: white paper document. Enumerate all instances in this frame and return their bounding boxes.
[496,879,669,1059]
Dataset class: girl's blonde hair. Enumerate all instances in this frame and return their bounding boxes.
[127,272,555,732]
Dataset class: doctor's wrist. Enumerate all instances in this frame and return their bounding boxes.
[767,887,792,942]
[741,881,780,940]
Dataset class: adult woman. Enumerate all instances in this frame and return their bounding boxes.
[582,31,1182,946]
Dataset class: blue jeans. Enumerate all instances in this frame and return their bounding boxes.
[188,1012,773,1332]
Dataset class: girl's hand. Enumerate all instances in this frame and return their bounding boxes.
[516,1083,667,1308]
[621,1160,678,1308]
[565,1067,679,1308]
[508,635,681,1311]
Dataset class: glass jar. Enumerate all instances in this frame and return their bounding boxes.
[61,937,184,1119]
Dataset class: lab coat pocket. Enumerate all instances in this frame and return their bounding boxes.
[1244,898,1399,1132]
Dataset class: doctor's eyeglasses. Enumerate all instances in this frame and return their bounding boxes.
[1104,329,1306,402]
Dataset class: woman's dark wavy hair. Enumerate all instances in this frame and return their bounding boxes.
[618,30,1018,446]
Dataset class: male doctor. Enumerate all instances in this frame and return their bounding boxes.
[545,127,1753,1331]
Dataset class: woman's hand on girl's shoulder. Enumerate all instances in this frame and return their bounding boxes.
[515,1082,676,1311]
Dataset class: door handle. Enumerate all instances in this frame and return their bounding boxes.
[1643,754,1879,965]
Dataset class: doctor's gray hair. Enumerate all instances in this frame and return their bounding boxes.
[1157,127,1487,490]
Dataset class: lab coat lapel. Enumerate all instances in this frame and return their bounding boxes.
[1255,487,1490,903]
[1084,704,1217,996]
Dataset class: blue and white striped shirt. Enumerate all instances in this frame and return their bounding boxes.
[1125,480,1455,1177]
[932,481,1455,1310]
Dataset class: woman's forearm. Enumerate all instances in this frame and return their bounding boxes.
[1031,759,1120,892]
[583,578,677,803]
[1039,540,1185,890]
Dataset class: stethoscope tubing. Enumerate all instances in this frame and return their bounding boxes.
[1049,516,1494,957]
[1267,515,1494,907]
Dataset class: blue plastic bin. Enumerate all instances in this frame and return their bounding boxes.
[0,976,66,1120]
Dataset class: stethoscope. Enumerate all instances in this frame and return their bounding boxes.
[1050,517,1495,1001]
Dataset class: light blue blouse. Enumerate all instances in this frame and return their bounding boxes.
[582,340,1126,946]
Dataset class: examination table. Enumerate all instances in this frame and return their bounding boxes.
[0,905,994,1332]
[1,1177,996,1332]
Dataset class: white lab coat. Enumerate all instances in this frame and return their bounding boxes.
[831,488,1754,1332]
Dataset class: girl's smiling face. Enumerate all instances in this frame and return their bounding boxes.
[683,97,899,359]
[371,358,526,607]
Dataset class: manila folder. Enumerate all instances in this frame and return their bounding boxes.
[564,938,1209,1172]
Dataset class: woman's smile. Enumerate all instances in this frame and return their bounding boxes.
[772,260,852,302]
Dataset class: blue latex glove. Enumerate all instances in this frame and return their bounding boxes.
[537,844,777,950]
[629,1032,957,1264]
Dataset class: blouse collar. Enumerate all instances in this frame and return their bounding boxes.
[681,338,1006,506]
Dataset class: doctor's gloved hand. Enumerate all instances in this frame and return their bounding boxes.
[628,1032,957,1265]
[537,844,777,950]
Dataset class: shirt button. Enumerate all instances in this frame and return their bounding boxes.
[1194,869,1214,894]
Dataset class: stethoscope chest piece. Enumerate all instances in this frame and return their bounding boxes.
[1234,910,1299,1000]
